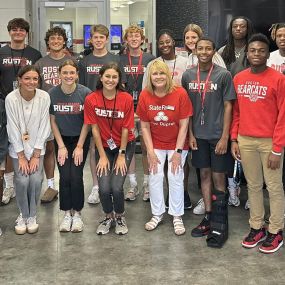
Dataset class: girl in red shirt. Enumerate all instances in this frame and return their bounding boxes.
[137,60,193,235]
[84,62,135,235]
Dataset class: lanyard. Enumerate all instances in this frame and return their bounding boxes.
[10,47,25,77]
[163,56,177,79]
[127,51,143,90]
[102,91,117,136]
[197,63,214,125]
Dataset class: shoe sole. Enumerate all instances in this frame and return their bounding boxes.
[87,200,100,205]
[71,229,83,233]
[27,227,39,234]
[191,230,210,237]
[259,240,284,254]
[15,228,26,235]
[40,195,58,204]
[59,229,70,233]
[193,211,206,215]
[97,230,109,235]
[115,230,128,235]
[241,236,267,248]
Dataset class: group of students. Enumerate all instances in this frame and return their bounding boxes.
[0,17,285,254]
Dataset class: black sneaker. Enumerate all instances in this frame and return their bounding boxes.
[241,227,266,248]
[184,191,192,210]
[191,217,210,237]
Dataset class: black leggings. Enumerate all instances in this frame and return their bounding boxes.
[96,141,135,214]
[55,135,90,211]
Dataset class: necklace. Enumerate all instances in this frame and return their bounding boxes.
[234,46,245,59]
[20,92,35,141]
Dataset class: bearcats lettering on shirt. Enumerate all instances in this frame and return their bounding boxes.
[2,57,32,66]
[53,103,84,114]
[237,81,268,102]
[43,66,61,86]
[95,107,125,119]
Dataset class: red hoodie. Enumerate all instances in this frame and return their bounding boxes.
[231,67,285,152]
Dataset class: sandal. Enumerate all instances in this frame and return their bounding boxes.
[145,215,163,231]
[173,217,185,236]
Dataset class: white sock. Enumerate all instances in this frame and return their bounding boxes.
[128,174,137,187]
[47,178,55,189]
[228,177,235,187]
[143,174,149,185]
[4,172,14,188]
[65,210,71,216]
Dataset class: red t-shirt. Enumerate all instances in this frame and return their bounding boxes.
[136,86,193,150]
[84,90,135,148]
[231,67,285,152]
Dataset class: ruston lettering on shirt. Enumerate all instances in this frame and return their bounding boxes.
[188,80,218,92]
[237,82,268,102]
[53,103,84,114]
[2,57,32,66]
[124,65,146,74]
[86,64,103,74]
[149,105,175,111]
[43,66,61,86]
[95,107,125,119]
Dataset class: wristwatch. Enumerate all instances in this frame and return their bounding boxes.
[175,148,182,154]
[119,149,126,154]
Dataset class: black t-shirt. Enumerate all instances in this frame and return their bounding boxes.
[0,45,42,97]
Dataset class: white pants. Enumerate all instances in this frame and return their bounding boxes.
[149,149,188,217]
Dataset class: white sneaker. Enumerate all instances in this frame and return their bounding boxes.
[15,214,26,235]
[125,185,139,201]
[2,187,15,204]
[59,215,72,232]
[71,215,84,233]
[193,198,205,215]
[87,186,100,204]
[245,199,250,210]
[26,216,39,234]
[142,183,150,202]
[228,185,240,207]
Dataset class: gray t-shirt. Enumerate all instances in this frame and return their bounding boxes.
[182,64,236,140]
[120,52,155,108]
[49,84,91,136]
[35,54,75,92]
[78,52,122,91]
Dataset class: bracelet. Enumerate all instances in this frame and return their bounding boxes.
[231,139,238,143]
[271,150,282,156]
[59,146,66,150]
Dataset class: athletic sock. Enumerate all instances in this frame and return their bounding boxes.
[143,174,149,185]
[47,178,55,189]
[4,172,14,188]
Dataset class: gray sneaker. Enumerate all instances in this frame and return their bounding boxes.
[125,185,139,201]
[96,217,113,235]
[142,183,150,202]
[115,216,128,235]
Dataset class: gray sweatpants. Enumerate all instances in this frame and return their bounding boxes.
[12,157,44,219]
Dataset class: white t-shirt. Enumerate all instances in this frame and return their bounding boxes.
[267,50,285,74]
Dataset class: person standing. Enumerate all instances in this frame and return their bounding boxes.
[182,37,236,248]
[218,16,254,208]
[0,18,42,205]
[120,25,155,202]
[231,33,285,254]
[50,60,91,233]
[137,60,192,235]
[84,62,135,235]
[79,24,122,205]
[35,26,75,204]
[5,65,50,234]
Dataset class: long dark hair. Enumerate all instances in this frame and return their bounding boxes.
[96,62,125,91]
[221,16,254,65]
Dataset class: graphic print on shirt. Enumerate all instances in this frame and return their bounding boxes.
[236,81,268,102]
[53,102,84,114]
[124,65,146,74]
[42,66,61,87]
[2,57,32,66]
[86,64,104,74]
[187,80,218,92]
[148,105,176,127]
[94,107,125,119]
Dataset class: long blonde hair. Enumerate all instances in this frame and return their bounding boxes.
[146,60,176,94]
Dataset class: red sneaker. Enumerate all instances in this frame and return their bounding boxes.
[242,227,266,248]
[259,231,283,254]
